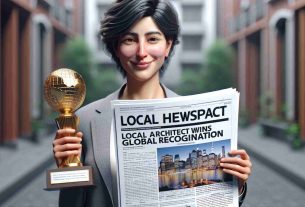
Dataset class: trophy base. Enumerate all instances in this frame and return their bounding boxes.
[45,166,94,190]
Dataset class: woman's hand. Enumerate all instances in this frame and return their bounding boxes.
[220,149,252,194]
[52,128,83,167]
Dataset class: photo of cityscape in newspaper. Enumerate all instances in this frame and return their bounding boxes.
[158,139,232,192]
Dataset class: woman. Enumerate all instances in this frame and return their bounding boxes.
[53,0,252,206]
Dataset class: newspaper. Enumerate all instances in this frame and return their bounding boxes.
[110,88,239,207]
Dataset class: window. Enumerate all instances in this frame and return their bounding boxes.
[97,4,110,50]
[182,35,203,51]
[65,9,72,29]
[182,63,201,71]
[182,4,203,23]
[98,4,109,21]
[51,0,60,20]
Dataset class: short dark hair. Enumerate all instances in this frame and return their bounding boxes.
[100,0,180,75]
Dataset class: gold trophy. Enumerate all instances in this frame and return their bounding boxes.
[44,68,93,190]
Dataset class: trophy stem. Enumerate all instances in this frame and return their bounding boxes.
[55,115,82,168]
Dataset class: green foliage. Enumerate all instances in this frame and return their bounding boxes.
[89,69,120,102]
[60,37,92,82]
[30,119,46,141]
[286,123,304,149]
[201,40,234,92]
[177,39,235,96]
[286,123,300,136]
[259,91,274,119]
[60,37,93,104]
[239,108,250,128]
[291,138,303,149]
[60,37,119,105]
[176,69,205,95]
[31,119,45,132]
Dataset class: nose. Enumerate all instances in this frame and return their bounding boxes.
[136,41,147,59]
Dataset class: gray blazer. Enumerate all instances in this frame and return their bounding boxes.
[59,85,178,207]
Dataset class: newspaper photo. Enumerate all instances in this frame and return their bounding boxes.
[111,88,240,207]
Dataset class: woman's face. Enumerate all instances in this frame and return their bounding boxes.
[116,17,172,83]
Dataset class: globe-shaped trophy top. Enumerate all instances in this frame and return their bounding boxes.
[44,68,86,115]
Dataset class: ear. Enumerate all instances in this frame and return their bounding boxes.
[165,40,173,57]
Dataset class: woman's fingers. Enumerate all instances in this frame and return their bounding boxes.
[53,142,82,161]
[53,136,82,146]
[54,143,82,152]
[53,129,83,166]
[55,128,76,139]
[220,157,249,167]
[54,150,81,159]
[229,149,251,161]
[76,131,83,138]
[220,162,251,175]
[222,168,250,181]
[53,129,83,145]
[220,149,252,184]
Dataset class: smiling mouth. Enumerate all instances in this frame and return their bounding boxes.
[131,61,153,69]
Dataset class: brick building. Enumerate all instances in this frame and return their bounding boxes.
[217,0,305,140]
[0,0,84,146]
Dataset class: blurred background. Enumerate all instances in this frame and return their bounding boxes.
[1,0,305,206]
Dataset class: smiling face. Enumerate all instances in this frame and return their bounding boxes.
[116,17,172,84]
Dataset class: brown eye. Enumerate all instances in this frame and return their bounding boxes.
[148,37,160,43]
[122,37,135,45]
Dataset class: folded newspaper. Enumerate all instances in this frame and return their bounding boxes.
[111,88,239,207]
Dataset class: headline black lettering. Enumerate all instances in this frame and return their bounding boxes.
[159,130,223,143]
[121,126,223,146]
[121,114,159,126]
[120,106,227,126]
[163,106,227,124]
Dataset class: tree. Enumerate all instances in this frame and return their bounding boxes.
[202,40,234,92]
[61,37,92,82]
[60,37,119,104]
[176,69,205,95]
[60,37,94,104]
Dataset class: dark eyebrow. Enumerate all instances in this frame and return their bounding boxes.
[123,31,162,37]
[145,31,162,36]
[123,32,137,37]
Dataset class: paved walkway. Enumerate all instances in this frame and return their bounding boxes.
[0,133,55,204]
[238,125,305,191]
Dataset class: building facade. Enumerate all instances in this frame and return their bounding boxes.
[0,0,84,145]
[84,0,216,87]
[217,0,305,139]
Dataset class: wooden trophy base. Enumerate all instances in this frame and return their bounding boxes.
[45,166,94,190]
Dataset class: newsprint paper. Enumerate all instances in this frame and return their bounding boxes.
[110,88,240,207]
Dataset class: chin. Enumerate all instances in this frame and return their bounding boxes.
[127,70,160,83]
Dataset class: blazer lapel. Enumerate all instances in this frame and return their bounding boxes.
[90,91,120,203]
[162,85,178,98]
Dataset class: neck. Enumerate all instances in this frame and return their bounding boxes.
[120,75,165,100]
